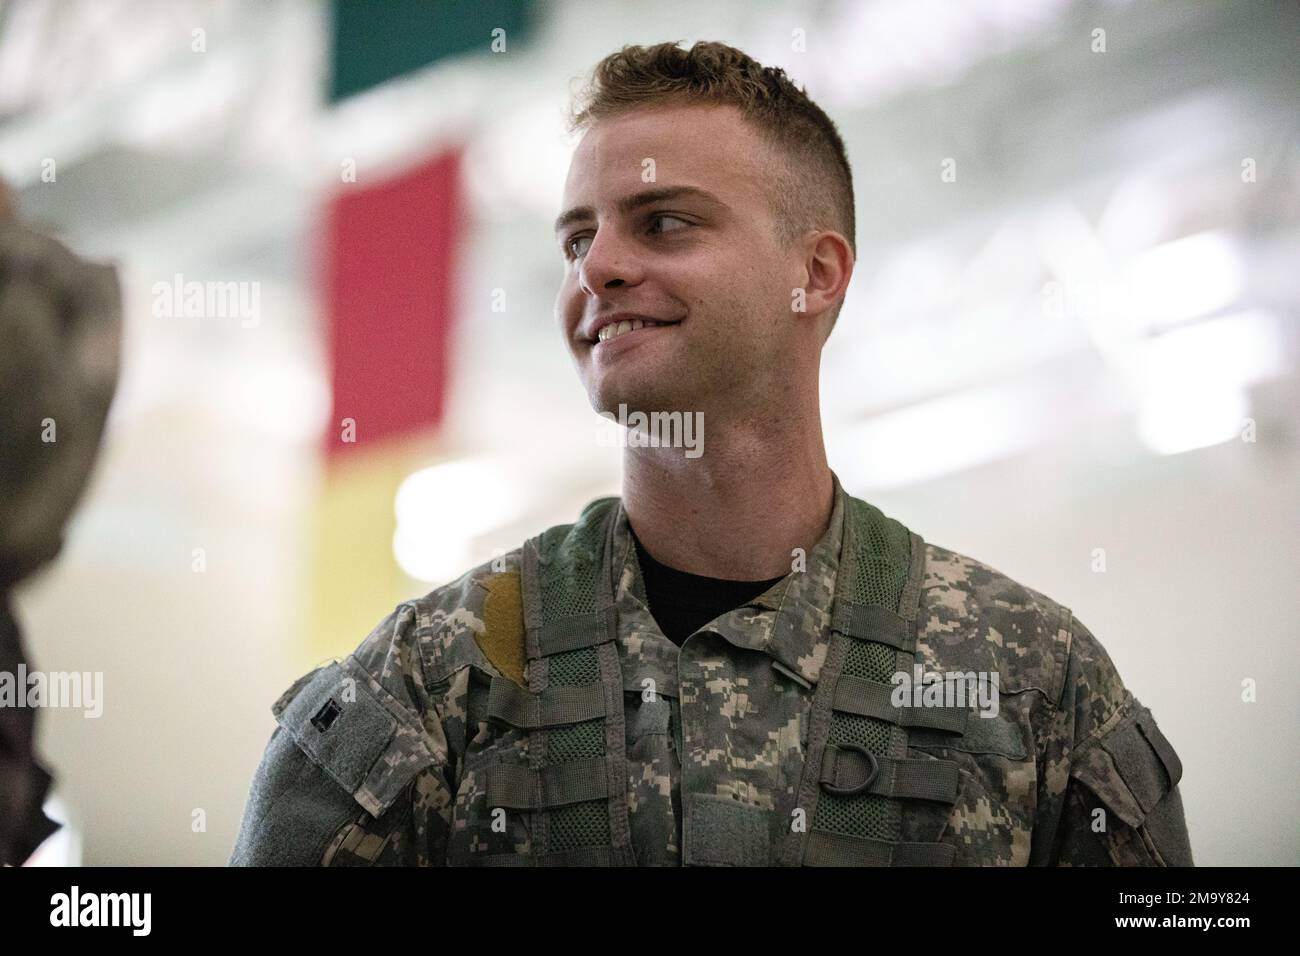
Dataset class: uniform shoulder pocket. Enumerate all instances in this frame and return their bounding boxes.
[275,659,439,818]
[1070,700,1183,828]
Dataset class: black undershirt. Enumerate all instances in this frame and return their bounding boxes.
[631,528,785,647]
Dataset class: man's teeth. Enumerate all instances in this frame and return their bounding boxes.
[597,318,671,342]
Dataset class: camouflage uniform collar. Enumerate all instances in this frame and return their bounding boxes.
[604,471,849,687]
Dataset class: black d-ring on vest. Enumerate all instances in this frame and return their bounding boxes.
[821,743,879,797]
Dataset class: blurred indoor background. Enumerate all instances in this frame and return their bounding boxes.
[2,0,1296,865]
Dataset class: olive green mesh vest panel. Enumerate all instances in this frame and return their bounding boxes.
[535,500,619,853]
[536,508,605,620]
[813,498,912,840]
[547,646,609,851]
[852,501,912,608]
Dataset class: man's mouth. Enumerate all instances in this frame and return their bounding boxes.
[595,318,679,344]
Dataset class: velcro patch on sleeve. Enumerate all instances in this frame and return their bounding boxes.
[475,572,527,687]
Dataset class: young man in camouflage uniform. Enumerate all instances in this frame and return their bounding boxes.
[231,41,1192,867]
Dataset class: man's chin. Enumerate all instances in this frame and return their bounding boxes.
[587,385,682,419]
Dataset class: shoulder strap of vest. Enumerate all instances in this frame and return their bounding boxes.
[520,495,621,660]
[481,495,634,865]
[795,493,965,867]
[834,496,920,645]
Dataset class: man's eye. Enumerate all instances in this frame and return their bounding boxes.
[564,215,688,260]
[566,234,592,259]
[648,214,690,235]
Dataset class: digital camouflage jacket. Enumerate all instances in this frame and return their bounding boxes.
[230,473,1192,866]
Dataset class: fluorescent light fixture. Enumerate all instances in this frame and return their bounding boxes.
[1138,309,1285,390]
[1137,382,1249,456]
[1134,310,1283,456]
[392,528,473,586]
[1125,231,1244,331]
[392,457,529,582]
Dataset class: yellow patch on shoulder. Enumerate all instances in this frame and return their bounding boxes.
[475,572,527,687]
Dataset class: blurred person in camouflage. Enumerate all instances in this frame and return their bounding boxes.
[0,177,122,865]
[231,41,1193,867]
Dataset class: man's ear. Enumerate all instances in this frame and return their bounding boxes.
[797,232,852,341]
[797,231,852,325]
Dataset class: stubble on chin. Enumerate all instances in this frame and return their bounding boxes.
[592,354,726,419]
[589,378,676,418]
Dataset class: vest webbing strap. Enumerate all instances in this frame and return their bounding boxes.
[832,674,971,734]
[831,601,915,652]
[819,745,960,803]
[486,756,609,809]
[487,677,606,728]
[533,611,613,657]
[804,830,957,867]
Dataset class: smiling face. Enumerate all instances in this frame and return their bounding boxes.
[554,103,814,418]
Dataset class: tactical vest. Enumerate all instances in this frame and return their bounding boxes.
[480,494,969,866]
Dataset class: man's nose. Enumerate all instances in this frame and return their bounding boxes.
[578,229,640,295]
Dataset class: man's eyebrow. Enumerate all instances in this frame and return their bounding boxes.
[552,186,724,235]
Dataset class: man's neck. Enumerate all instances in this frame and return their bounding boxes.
[621,416,835,581]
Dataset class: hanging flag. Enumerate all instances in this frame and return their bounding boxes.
[306,147,465,663]
[329,0,536,102]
